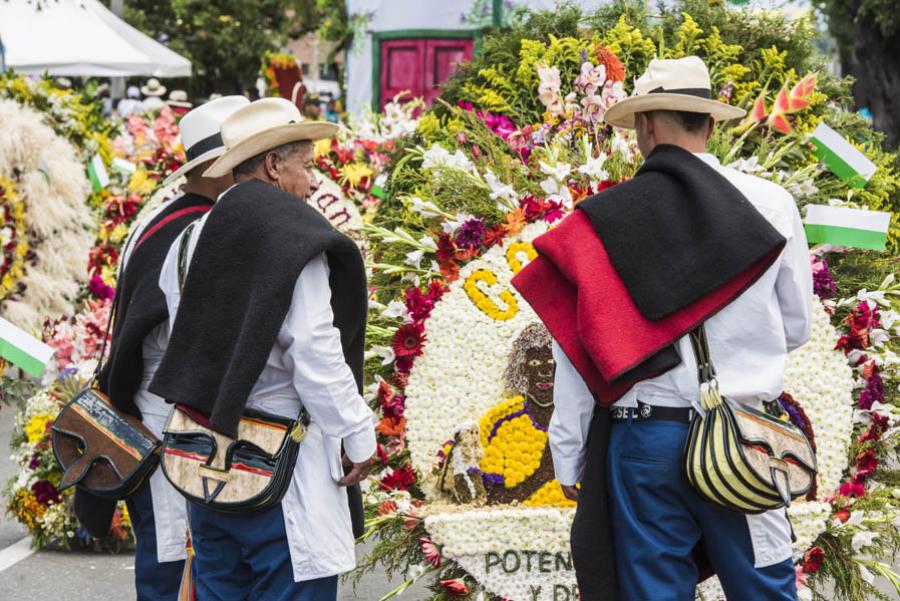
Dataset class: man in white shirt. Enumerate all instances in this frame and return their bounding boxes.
[513,57,812,600]
[150,98,376,601]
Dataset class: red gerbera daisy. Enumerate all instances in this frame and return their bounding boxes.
[393,323,426,358]
[440,579,469,597]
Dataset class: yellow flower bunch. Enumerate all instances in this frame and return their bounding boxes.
[479,396,548,488]
[505,242,537,274]
[524,481,576,508]
[128,168,157,197]
[25,413,53,444]
[464,269,519,321]
[343,163,374,187]
[0,176,29,301]
[8,489,45,530]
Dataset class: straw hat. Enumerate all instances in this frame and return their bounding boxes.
[141,78,167,97]
[166,90,192,109]
[603,56,745,129]
[163,95,250,185]
[203,98,338,178]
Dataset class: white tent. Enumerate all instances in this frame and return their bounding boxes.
[0,0,191,77]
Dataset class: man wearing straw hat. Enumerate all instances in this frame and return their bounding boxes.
[150,97,376,600]
[76,95,249,601]
[513,56,812,600]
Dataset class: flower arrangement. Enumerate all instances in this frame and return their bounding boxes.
[0,99,95,330]
[5,300,133,551]
[354,3,900,600]
[261,51,302,99]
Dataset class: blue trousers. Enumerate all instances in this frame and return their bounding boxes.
[188,502,338,601]
[607,419,797,601]
[126,483,186,601]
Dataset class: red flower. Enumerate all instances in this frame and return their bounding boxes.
[440,579,469,597]
[802,546,824,574]
[595,45,626,82]
[834,508,850,523]
[519,194,545,222]
[378,500,397,516]
[859,413,890,442]
[595,179,619,193]
[483,225,508,248]
[31,480,61,506]
[838,481,865,498]
[406,287,437,322]
[392,370,410,388]
[392,323,426,358]
[380,465,417,491]
[376,381,396,405]
[420,537,442,567]
[855,449,879,474]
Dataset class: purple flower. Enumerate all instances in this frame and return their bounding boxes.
[455,218,485,250]
[858,371,884,410]
[810,258,837,299]
[28,453,41,470]
[31,480,61,506]
[88,274,115,301]
[481,472,505,486]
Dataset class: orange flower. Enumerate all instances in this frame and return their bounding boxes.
[376,416,407,437]
[377,500,398,516]
[595,45,626,83]
[504,208,526,235]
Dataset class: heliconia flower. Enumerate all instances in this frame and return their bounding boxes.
[440,578,469,596]
[740,89,769,129]
[789,73,817,112]
[419,537,442,567]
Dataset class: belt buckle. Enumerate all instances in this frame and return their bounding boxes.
[639,404,652,419]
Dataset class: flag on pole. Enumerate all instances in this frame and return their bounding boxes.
[112,157,137,176]
[0,317,55,376]
[810,123,877,189]
[87,154,110,192]
[804,205,891,250]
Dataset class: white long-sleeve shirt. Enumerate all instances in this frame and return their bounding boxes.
[549,153,814,488]
[158,208,377,581]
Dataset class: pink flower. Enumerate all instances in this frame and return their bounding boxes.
[838,481,865,498]
[419,537,442,568]
[574,61,606,96]
[440,579,469,597]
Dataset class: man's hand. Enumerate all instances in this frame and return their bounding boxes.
[338,455,375,487]
[561,484,580,502]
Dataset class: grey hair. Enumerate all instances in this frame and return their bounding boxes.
[232,140,310,179]
[502,322,552,394]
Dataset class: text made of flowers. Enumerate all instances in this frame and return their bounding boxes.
[464,241,536,321]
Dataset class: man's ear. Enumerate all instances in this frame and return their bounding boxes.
[705,116,715,142]
[264,151,279,181]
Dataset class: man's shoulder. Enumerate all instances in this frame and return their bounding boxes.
[718,164,796,237]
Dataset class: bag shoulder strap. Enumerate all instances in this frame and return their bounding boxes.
[176,221,199,295]
[688,325,717,385]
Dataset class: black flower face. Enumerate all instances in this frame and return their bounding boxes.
[524,345,555,407]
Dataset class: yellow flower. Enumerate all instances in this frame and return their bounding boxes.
[342,163,374,187]
[25,413,52,444]
[314,138,332,159]
[108,223,129,244]
[128,168,156,196]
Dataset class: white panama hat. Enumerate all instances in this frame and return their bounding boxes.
[163,95,250,186]
[603,56,746,129]
[141,78,167,97]
[203,98,338,178]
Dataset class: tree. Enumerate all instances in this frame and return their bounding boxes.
[813,0,900,147]
[120,0,312,98]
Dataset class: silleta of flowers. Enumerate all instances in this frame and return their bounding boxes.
[0,98,95,329]
[355,4,899,601]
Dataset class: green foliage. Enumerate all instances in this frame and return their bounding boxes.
[121,0,302,97]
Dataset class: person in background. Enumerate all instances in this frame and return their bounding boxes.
[302,94,322,121]
[117,85,142,117]
[166,90,192,117]
[324,97,339,123]
[77,96,250,601]
[141,78,167,113]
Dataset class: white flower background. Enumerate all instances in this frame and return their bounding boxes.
[404,217,856,600]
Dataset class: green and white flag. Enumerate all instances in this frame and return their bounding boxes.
[87,154,109,192]
[0,317,55,376]
[811,123,877,189]
[804,204,891,250]
[371,173,387,199]
[112,157,137,176]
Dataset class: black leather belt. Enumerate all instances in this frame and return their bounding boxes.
[611,402,694,423]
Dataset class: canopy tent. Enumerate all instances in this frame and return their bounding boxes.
[0,0,190,77]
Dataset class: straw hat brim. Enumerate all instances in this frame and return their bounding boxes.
[203,121,338,178]
[604,94,746,129]
[163,147,227,186]
[141,85,167,97]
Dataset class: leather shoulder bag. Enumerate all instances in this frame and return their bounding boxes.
[683,325,817,513]
[158,222,310,513]
[51,231,160,499]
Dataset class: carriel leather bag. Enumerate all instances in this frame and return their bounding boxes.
[51,278,160,498]
[158,221,309,513]
[683,325,817,513]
